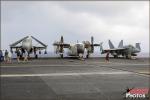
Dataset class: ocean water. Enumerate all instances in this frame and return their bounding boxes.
[11,51,149,58]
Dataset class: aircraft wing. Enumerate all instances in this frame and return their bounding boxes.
[93,44,100,46]
[10,46,22,49]
[33,46,47,50]
[31,36,48,50]
[102,48,126,54]
[53,43,70,48]
[10,36,29,47]
[31,36,47,47]
[10,36,29,49]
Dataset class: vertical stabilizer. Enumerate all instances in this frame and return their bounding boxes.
[109,40,115,49]
[91,36,94,53]
[60,36,64,43]
[100,42,103,53]
[118,40,123,48]
[135,43,141,51]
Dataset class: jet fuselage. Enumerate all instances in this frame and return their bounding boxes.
[67,43,85,56]
[22,37,32,52]
[111,45,141,57]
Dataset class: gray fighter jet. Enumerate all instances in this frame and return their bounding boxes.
[100,40,141,59]
[53,36,100,58]
[10,36,47,58]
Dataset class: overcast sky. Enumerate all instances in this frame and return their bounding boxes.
[1,1,149,53]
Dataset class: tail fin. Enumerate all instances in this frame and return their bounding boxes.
[118,40,123,48]
[100,42,104,53]
[135,43,141,51]
[109,40,115,49]
[91,36,94,53]
[91,36,94,45]
[100,42,103,51]
[60,36,64,43]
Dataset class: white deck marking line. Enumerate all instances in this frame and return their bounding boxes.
[0,64,94,68]
[1,63,149,68]
[87,62,149,66]
[109,62,149,66]
[0,72,132,77]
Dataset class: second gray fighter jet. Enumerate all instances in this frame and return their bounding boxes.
[100,40,141,59]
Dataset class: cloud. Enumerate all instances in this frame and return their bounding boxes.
[1,1,149,53]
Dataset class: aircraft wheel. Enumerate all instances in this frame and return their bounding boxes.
[79,54,83,58]
[60,54,63,58]
[114,55,118,58]
[86,54,89,58]
[35,54,38,59]
[126,55,131,59]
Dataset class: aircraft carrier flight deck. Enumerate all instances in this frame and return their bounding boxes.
[1,57,149,100]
